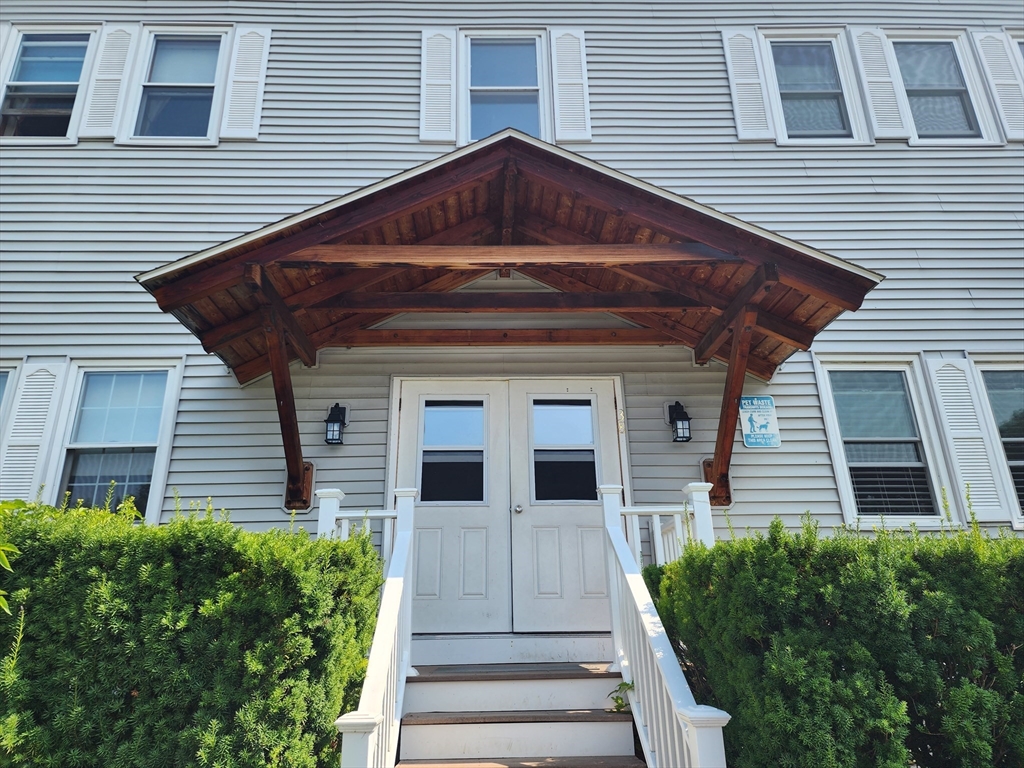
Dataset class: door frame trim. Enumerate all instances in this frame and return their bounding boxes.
[384,375,634,512]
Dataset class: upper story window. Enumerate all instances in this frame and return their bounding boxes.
[469,37,541,141]
[980,370,1024,507]
[769,42,851,138]
[892,41,980,139]
[0,31,94,141]
[419,27,591,145]
[135,36,221,138]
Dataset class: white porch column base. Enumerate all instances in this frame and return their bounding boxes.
[683,482,716,547]
[315,488,345,539]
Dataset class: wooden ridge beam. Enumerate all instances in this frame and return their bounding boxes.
[327,328,680,346]
[694,263,778,364]
[200,267,405,353]
[149,150,508,311]
[263,307,313,510]
[501,159,518,246]
[313,290,706,312]
[704,306,758,506]
[514,154,870,310]
[244,263,317,367]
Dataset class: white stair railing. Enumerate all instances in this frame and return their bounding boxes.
[619,482,717,566]
[321,488,418,768]
[602,484,731,768]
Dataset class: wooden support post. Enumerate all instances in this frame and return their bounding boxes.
[263,307,314,509]
[703,306,758,506]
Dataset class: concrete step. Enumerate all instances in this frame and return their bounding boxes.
[397,757,646,768]
[399,709,635,760]
[405,662,621,712]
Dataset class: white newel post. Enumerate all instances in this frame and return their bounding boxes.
[337,711,383,768]
[316,488,345,539]
[683,482,716,547]
[682,706,733,768]
[599,484,627,675]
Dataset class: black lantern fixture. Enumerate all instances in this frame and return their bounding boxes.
[324,403,347,445]
[668,401,692,442]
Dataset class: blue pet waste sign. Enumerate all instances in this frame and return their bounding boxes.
[739,395,781,448]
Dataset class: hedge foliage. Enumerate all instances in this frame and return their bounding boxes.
[0,498,382,768]
[650,518,1024,768]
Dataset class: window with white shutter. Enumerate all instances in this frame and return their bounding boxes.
[980,369,1024,512]
[0,25,99,144]
[848,27,912,140]
[971,31,1024,142]
[0,363,68,501]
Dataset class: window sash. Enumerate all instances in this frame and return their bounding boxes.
[771,41,852,138]
[893,41,981,138]
[133,35,221,138]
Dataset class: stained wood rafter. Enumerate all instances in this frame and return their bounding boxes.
[244,263,317,367]
[312,290,706,313]
[694,263,779,364]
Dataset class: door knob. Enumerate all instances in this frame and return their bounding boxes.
[514,504,523,514]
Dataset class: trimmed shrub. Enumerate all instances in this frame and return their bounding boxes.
[650,518,1024,768]
[0,499,382,768]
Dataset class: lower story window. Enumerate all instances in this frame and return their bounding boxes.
[980,370,1024,506]
[61,370,168,509]
[829,370,935,515]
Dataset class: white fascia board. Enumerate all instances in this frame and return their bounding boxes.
[136,128,884,287]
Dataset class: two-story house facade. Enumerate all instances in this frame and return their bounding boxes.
[1,2,1022,763]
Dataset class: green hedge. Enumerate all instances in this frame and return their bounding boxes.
[0,499,382,768]
[649,519,1024,768]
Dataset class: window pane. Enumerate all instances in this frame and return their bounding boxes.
[12,36,88,82]
[893,42,965,89]
[981,371,1024,439]
[533,401,594,446]
[534,449,598,501]
[844,442,921,464]
[149,38,219,84]
[471,39,538,87]
[73,371,167,444]
[420,450,484,502]
[780,95,847,135]
[829,371,918,439]
[906,94,974,136]
[423,401,484,446]
[135,86,214,137]
[772,43,842,91]
[0,372,8,410]
[65,447,156,510]
[470,92,540,140]
[850,466,934,515]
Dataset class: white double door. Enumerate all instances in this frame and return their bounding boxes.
[395,378,622,634]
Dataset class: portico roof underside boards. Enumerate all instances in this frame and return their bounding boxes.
[137,129,883,509]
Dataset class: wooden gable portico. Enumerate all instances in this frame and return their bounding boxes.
[137,130,882,510]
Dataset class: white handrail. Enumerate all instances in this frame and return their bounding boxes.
[601,485,730,768]
[333,489,418,768]
[317,490,401,572]
[617,482,717,566]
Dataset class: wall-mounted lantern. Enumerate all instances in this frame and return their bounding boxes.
[667,401,692,442]
[324,403,347,444]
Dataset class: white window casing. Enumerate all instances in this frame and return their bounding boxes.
[219,26,271,140]
[419,28,457,143]
[972,357,1024,529]
[549,28,592,142]
[721,28,776,141]
[78,24,139,139]
[971,31,1024,142]
[923,355,1017,523]
[0,362,69,502]
[0,24,100,145]
[848,26,913,140]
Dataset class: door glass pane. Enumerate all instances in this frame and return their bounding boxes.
[533,400,594,445]
[535,450,598,501]
[423,401,484,445]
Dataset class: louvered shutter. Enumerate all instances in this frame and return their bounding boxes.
[849,27,912,140]
[0,365,66,501]
[972,32,1024,142]
[78,24,138,139]
[220,27,271,140]
[721,29,775,141]
[928,359,1009,522]
[419,28,457,143]
[550,28,592,142]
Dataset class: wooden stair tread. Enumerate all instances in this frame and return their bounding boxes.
[396,757,646,768]
[409,662,617,682]
[402,709,633,726]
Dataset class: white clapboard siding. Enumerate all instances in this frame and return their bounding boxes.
[220,26,272,139]
[419,28,456,142]
[550,28,592,141]
[972,31,1024,141]
[848,27,912,140]
[0,364,66,501]
[0,21,11,59]
[720,28,774,140]
[78,24,138,139]
[926,357,1014,522]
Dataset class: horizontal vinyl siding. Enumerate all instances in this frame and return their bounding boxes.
[161,348,843,535]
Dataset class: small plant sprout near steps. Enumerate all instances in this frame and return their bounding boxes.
[608,680,633,712]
